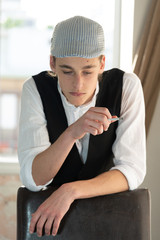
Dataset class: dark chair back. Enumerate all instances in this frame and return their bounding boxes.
[17,187,151,240]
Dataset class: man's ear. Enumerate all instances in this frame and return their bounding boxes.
[99,55,105,73]
[50,55,56,73]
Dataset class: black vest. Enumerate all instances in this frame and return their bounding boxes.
[33,69,124,186]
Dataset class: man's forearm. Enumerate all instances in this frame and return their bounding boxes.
[32,128,76,186]
[30,169,129,237]
[68,169,129,200]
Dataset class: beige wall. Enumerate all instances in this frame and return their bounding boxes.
[143,92,160,239]
[0,175,21,240]
[133,0,160,239]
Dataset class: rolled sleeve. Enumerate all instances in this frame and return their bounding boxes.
[18,78,52,191]
[111,72,146,190]
[18,147,52,192]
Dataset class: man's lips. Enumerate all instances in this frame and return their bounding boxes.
[69,92,85,97]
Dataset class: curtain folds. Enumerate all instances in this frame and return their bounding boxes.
[133,0,160,135]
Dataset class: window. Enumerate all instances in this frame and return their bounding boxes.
[0,93,18,160]
[0,0,134,166]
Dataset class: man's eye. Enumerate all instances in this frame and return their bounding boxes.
[63,71,73,75]
[83,72,92,75]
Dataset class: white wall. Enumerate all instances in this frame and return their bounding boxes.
[133,1,160,239]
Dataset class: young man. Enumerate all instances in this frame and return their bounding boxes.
[18,16,146,237]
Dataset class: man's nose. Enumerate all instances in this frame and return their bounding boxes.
[73,74,83,90]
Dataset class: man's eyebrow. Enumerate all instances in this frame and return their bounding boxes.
[59,65,73,69]
[82,65,97,69]
[59,64,97,70]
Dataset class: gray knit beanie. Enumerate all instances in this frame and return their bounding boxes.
[51,16,105,58]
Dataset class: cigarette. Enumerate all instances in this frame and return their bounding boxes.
[108,117,123,121]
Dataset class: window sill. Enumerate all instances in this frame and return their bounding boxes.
[0,162,20,174]
[0,155,20,174]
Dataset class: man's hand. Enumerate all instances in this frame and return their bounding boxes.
[29,184,75,237]
[68,107,115,140]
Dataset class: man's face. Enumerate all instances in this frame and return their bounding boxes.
[50,56,105,107]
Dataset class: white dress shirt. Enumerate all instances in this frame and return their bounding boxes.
[18,72,146,192]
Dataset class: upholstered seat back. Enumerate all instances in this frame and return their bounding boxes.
[17,187,150,240]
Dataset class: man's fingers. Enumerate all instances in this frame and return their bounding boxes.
[52,216,61,236]
[86,107,112,127]
[30,213,62,237]
[45,217,54,236]
[30,212,40,234]
[85,119,108,135]
[89,107,112,119]
[86,111,110,123]
[69,107,113,139]
[35,215,47,237]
